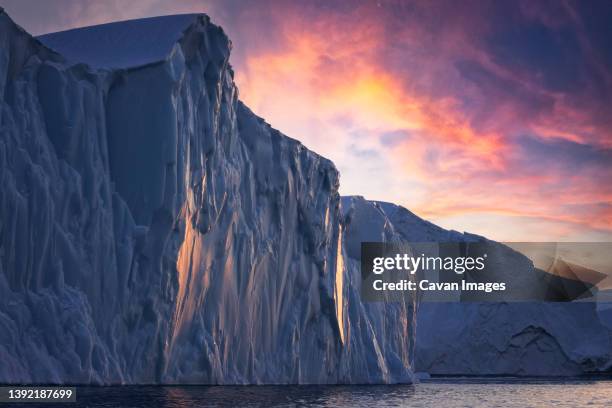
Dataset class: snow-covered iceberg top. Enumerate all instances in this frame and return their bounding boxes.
[37,14,205,69]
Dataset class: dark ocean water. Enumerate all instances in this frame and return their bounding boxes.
[4,379,612,407]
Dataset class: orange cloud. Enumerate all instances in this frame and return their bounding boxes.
[228,2,612,241]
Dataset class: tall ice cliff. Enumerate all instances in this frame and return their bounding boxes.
[0,11,416,384]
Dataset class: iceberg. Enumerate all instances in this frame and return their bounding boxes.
[0,11,416,384]
[340,198,612,376]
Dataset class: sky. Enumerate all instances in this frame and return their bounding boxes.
[2,0,611,242]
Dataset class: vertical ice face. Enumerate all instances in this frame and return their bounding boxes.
[336,196,418,383]
[0,11,418,384]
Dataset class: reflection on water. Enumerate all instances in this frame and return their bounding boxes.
[11,379,612,408]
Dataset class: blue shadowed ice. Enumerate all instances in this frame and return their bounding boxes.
[37,14,201,69]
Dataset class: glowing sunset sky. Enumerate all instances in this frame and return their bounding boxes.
[3,0,611,241]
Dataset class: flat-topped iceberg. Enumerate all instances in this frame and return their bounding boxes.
[0,10,416,384]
